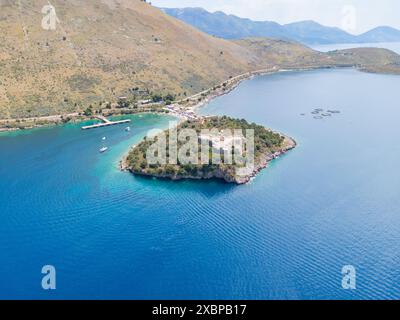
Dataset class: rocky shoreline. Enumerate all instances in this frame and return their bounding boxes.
[122,134,297,185]
[234,136,297,184]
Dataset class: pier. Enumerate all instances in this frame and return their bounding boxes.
[81,115,131,130]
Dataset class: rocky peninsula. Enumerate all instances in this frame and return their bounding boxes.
[122,116,296,184]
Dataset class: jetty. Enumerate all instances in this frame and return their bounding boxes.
[81,115,131,130]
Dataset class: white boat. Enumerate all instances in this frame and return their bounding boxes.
[125,127,131,132]
[102,136,107,141]
[99,147,108,153]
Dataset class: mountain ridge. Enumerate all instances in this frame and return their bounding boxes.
[162,7,400,45]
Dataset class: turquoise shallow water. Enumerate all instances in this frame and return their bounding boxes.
[1,69,400,299]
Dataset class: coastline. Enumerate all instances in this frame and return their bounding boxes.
[118,67,302,183]
[0,65,346,133]
[239,136,297,184]
[0,110,170,134]
[122,136,297,185]
[177,65,345,115]
[0,65,313,183]
[119,63,311,184]
[122,111,298,185]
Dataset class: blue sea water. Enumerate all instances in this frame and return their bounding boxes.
[1,69,400,300]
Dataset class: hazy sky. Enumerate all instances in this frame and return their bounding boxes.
[151,0,399,34]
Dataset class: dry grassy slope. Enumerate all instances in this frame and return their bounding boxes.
[0,0,400,119]
[0,0,329,119]
[327,47,400,72]
[0,0,256,118]
[237,38,400,71]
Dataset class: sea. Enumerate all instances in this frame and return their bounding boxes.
[1,44,400,300]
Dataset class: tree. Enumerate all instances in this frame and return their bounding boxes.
[151,94,163,103]
[164,93,175,103]
[83,106,93,116]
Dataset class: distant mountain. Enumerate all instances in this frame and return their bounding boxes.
[357,26,400,42]
[161,7,289,40]
[283,20,355,44]
[162,7,400,45]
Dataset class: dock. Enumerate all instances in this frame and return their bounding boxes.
[81,115,131,130]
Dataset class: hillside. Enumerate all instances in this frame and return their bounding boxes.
[1,1,400,120]
[284,20,354,44]
[162,7,400,45]
[327,47,400,73]
[358,26,400,43]
[0,0,256,118]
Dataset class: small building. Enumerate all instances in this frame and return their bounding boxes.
[138,99,153,105]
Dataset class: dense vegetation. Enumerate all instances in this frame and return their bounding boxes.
[126,116,286,182]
